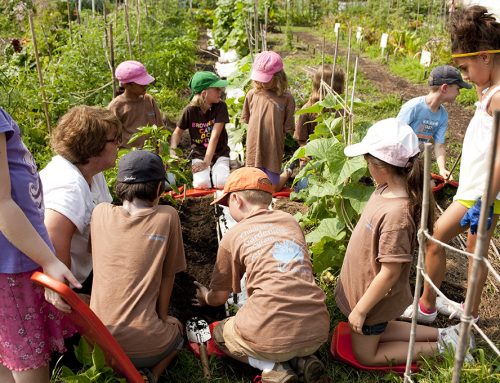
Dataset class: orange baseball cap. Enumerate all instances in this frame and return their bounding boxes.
[211,167,273,206]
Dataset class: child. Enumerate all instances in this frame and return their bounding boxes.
[335,118,474,366]
[170,71,230,189]
[194,167,330,383]
[108,60,163,148]
[397,65,471,180]
[0,108,80,383]
[294,66,345,148]
[242,51,296,192]
[90,150,186,383]
[403,5,500,324]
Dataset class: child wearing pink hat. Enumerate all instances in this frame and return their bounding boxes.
[108,60,164,148]
[242,51,296,192]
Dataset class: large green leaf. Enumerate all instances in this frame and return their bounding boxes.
[337,155,367,185]
[310,237,346,274]
[74,338,92,367]
[304,138,342,162]
[306,217,346,243]
[295,103,323,115]
[342,184,375,214]
[91,345,105,371]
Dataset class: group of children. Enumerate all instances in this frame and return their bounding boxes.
[0,4,499,383]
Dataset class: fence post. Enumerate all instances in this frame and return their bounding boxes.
[451,110,500,382]
[124,0,133,58]
[28,13,51,134]
[404,143,432,382]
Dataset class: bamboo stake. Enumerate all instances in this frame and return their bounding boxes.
[77,0,81,24]
[66,0,72,40]
[331,27,339,90]
[103,0,107,24]
[253,0,259,54]
[124,0,133,58]
[135,0,141,48]
[348,56,359,145]
[92,0,95,17]
[320,35,325,101]
[342,28,352,143]
[451,111,500,383]
[109,23,117,98]
[40,25,52,62]
[403,143,432,383]
[28,13,51,133]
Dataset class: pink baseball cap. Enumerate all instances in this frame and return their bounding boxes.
[250,51,284,83]
[115,60,154,85]
[344,118,420,167]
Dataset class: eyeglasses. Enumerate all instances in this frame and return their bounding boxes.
[106,135,122,145]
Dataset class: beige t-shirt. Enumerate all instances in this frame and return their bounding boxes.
[242,89,295,173]
[210,209,329,354]
[335,189,415,325]
[108,93,163,148]
[90,203,186,358]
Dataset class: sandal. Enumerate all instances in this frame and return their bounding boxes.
[140,368,158,383]
[289,355,326,383]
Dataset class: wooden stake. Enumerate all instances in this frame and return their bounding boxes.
[342,28,352,142]
[109,23,117,97]
[348,56,359,145]
[124,0,133,58]
[320,35,325,101]
[28,13,51,133]
[77,0,81,24]
[103,0,107,24]
[135,0,141,49]
[253,0,259,54]
[66,0,72,39]
[331,27,339,89]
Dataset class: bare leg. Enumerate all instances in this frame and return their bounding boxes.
[11,366,49,383]
[379,321,438,343]
[0,365,15,383]
[465,214,499,317]
[150,350,178,381]
[421,202,467,311]
[351,325,438,366]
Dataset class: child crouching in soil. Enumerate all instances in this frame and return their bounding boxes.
[334,119,475,366]
[90,150,186,383]
[194,167,330,383]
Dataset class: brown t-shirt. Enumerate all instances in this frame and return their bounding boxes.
[177,102,230,162]
[90,203,186,358]
[108,93,163,148]
[210,209,329,354]
[242,89,295,173]
[335,189,415,325]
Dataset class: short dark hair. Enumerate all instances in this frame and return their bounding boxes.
[115,180,165,202]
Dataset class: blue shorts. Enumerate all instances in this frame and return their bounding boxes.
[361,322,388,336]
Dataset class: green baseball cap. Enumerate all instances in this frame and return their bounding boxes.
[189,71,228,99]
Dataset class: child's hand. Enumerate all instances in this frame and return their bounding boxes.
[193,281,209,306]
[42,259,82,313]
[460,198,494,234]
[192,161,209,173]
[348,307,366,334]
[439,168,453,182]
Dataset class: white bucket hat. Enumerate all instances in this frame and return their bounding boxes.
[344,118,420,167]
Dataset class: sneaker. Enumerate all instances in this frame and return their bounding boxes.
[289,355,326,383]
[261,362,298,383]
[400,302,437,324]
[436,297,463,319]
[438,324,475,363]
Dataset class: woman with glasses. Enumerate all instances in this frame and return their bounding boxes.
[40,106,122,294]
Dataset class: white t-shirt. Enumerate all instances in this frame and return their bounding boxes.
[454,85,500,202]
[40,155,112,283]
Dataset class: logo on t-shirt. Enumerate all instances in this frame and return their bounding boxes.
[272,240,307,273]
[192,119,215,148]
[416,119,438,142]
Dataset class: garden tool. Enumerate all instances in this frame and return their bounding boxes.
[186,317,211,378]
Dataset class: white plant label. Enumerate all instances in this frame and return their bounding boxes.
[420,50,432,67]
[334,23,340,35]
[356,27,362,43]
[380,33,388,48]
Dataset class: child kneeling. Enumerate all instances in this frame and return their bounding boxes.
[195,167,330,383]
[90,150,186,383]
[335,119,475,366]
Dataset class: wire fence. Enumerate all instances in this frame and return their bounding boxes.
[404,110,500,383]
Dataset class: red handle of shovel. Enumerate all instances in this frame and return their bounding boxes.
[199,342,210,378]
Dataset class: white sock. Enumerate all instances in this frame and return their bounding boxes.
[248,356,275,371]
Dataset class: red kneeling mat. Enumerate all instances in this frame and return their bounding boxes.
[330,322,419,375]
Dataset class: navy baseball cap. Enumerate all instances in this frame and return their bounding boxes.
[428,65,471,89]
[117,150,165,183]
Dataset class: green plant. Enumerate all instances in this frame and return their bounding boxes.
[51,337,126,383]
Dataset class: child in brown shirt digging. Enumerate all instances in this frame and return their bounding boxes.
[90,150,186,383]
[194,167,330,383]
[335,118,475,366]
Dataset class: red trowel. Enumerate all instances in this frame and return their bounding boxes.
[186,317,211,378]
